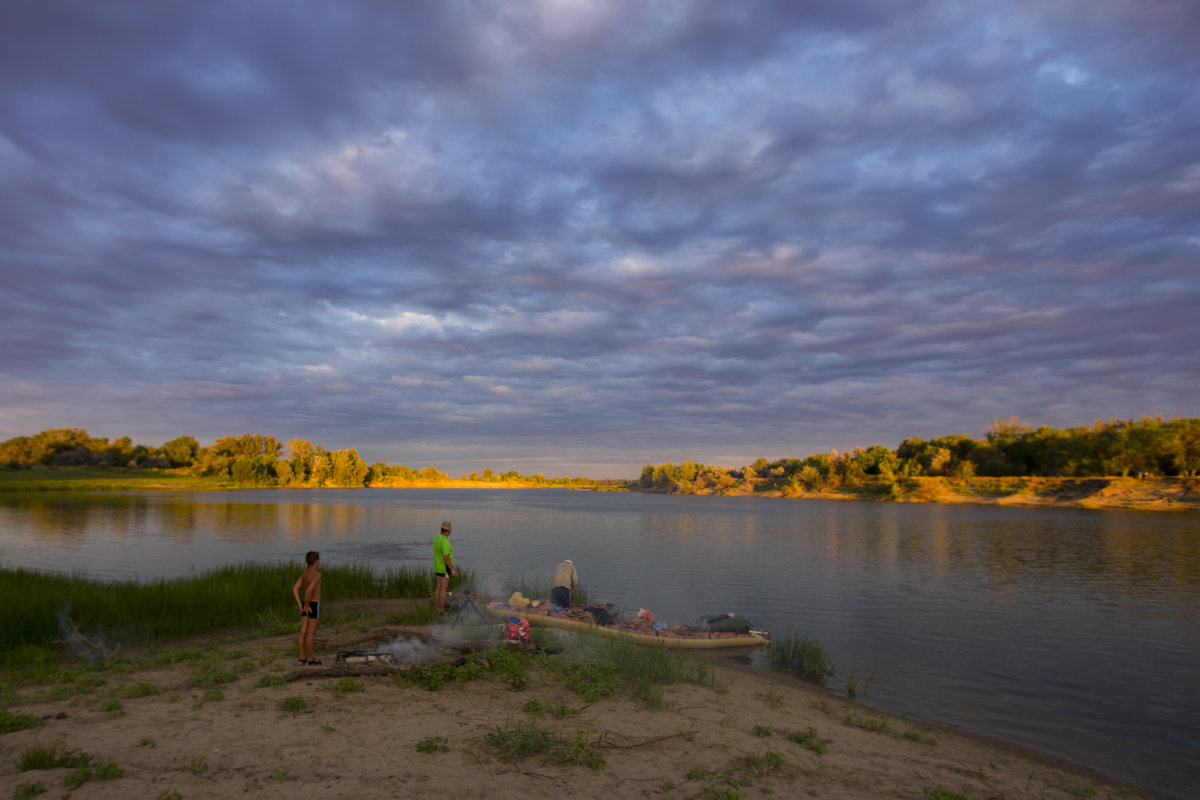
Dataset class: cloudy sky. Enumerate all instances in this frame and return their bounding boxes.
[1,1,1197,478]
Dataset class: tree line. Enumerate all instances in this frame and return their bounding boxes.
[0,429,608,488]
[639,416,1200,493]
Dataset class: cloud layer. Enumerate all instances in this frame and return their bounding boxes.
[1,1,1197,477]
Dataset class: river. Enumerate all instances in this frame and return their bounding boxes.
[2,488,1197,797]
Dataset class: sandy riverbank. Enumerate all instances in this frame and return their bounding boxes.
[1,600,1170,800]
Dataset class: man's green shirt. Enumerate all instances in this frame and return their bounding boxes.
[433,532,453,573]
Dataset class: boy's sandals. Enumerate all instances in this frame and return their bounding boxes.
[298,659,323,666]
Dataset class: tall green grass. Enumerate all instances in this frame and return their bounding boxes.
[765,631,835,685]
[0,562,472,657]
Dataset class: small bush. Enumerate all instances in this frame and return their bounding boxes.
[333,677,365,695]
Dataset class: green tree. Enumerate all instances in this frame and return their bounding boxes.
[328,449,369,487]
[161,436,199,467]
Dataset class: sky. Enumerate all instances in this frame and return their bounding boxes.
[1,1,1197,479]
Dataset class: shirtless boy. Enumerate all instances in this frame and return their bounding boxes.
[292,551,322,665]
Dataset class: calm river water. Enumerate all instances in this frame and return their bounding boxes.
[2,488,1198,797]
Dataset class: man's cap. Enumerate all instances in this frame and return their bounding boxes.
[563,559,572,565]
[441,521,452,531]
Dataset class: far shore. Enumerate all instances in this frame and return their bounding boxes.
[3,469,1197,512]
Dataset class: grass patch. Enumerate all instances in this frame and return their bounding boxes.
[923,789,975,800]
[0,467,233,493]
[1047,779,1098,798]
[63,760,123,788]
[333,677,365,695]
[16,741,93,771]
[416,735,450,753]
[256,675,287,689]
[845,713,891,734]
[392,656,489,691]
[765,631,834,685]
[787,726,831,754]
[122,681,158,698]
[475,719,606,770]
[523,698,577,720]
[280,695,307,712]
[555,633,716,708]
[0,709,40,733]
[98,698,124,717]
[12,781,46,799]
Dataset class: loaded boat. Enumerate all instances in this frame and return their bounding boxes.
[464,592,770,649]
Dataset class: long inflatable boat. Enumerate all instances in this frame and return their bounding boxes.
[470,594,770,649]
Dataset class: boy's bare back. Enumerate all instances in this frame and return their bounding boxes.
[298,568,321,602]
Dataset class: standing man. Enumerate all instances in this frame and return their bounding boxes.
[433,521,456,615]
[551,559,578,609]
[292,551,322,665]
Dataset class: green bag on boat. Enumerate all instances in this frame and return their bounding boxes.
[705,615,753,633]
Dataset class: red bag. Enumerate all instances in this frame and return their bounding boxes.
[506,616,531,643]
